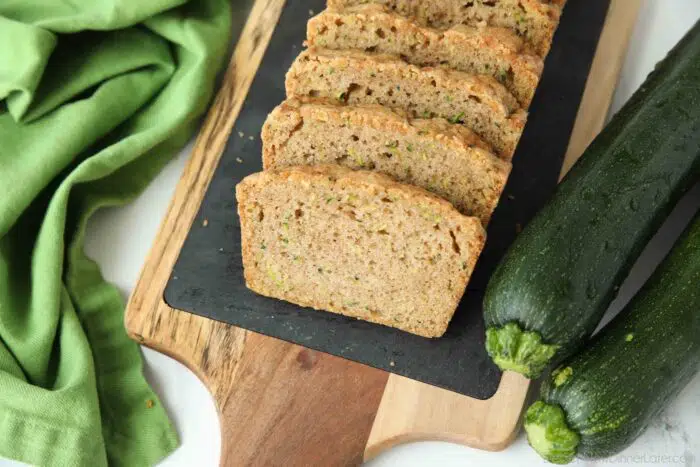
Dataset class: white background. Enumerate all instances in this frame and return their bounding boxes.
[4,1,700,465]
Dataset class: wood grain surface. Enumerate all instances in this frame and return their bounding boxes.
[124,0,641,465]
[219,333,386,466]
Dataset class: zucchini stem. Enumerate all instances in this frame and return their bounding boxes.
[485,322,558,378]
[524,401,580,464]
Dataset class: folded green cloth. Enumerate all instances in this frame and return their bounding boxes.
[0,1,231,465]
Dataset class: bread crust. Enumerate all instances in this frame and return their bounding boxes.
[307,4,543,106]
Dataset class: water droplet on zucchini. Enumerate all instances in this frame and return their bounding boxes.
[586,282,597,300]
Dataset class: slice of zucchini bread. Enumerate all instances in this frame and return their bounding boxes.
[307,5,543,107]
[326,0,565,56]
[236,164,486,338]
[285,48,527,159]
[262,99,511,224]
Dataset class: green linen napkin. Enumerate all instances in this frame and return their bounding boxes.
[0,0,232,465]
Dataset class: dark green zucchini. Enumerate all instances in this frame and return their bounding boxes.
[483,20,700,378]
[523,213,700,463]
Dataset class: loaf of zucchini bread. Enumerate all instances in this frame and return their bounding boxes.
[262,98,511,224]
[325,0,565,56]
[285,47,527,159]
[236,164,486,337]
[307,4,543,107]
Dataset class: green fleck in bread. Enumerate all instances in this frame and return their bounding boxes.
[307,5,543,107]
[326,0,565,56]
[262,98,511,224]
[285,47,527,159]
[236,164,486,338]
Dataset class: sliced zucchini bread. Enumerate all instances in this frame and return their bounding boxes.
[285,47,527,159]
[326,0,565,56]
[262,99,511,224]
[236,164,486,337]
[307,5,543,107]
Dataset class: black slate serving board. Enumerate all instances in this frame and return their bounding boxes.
[164,0,611,399]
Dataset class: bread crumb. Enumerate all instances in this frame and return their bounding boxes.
[236,165,486,337]
[389,361,395,367]
[248,135,254,141]
[507,194,515,200]
[236,157,243,163]
[286,48,522,158]
[308,9,314,15]
[238,131,245,138]
[203,219,209,227]
[262,99,509,223]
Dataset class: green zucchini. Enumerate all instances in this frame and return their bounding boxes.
[523,213,700,463]
[483,20,700,378]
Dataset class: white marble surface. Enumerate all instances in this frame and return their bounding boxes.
[4,1,700,466]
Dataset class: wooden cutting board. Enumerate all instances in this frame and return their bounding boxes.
[125,1,640,465]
